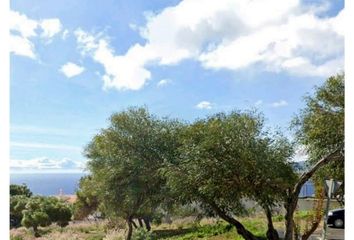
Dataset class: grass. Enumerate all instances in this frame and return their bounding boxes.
[10,216,268,240]
[10,221,108,240]
[151,217,267,240]
[154,222,233,239]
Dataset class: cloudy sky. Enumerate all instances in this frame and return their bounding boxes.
[10,0,344,172]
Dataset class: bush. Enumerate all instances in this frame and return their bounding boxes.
[10,184,32,197]
[132,228,155,240]
[10,195,28,228]
[10,236,24,240]
[18,196,72,237]
[272,214,284,222]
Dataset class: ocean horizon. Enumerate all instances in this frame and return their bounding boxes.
[10,172,315,197]
[10,172,86,196]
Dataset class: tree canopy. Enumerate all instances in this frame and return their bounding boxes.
[73,175,100,220]
[10,184,32,197]
[292,73,344,181]
[163,111,296,240]
[85,107,182,240]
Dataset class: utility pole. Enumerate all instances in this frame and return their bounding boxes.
[322,179,342,240]
[322,179,333,240]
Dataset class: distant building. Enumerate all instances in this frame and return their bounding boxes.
[299,181,314,198]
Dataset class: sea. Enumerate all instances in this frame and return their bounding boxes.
[10,173,86,196]
[10,173,315,197]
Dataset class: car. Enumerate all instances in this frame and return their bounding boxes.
[327,208,344,228]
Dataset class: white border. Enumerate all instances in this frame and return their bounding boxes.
[2,1,352,238]
[0,0,10,238]
[345,0,353,239]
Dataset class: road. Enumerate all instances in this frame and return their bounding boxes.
[310,227,344,240]
[277,227,344,240]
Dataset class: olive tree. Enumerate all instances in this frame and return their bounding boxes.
[73,175,100,220]
[285,73,345,240]
[21,196,72,237]
[21,197,51,237]
[85,107,181,240]
[10,184,33,228]
[10,184,32,197]
[292,73,344,182]
[10,195,28,228]
[163,111,296,240]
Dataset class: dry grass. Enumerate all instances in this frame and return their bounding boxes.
[12,214,311,240]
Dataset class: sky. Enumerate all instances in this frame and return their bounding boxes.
[10,0,344,173]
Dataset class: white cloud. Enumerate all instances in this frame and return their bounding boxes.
[255,100,263,106]
[198,10,344,76]
[39,18,62,39]
[10,10,63,59]
[74,29,154,90]
[60,62,85,78]
[11,141,82,152]
[74,0,343,91]
[196,101,213,109]
[129,23,139,32]
[271,100,288,108]
[62,29,69,40]
[292,145,308,162]
[10,157,85,171]
[10,11,38,58]
[9,34,36,59]
[10,11,38,38]
[157,79,172,87]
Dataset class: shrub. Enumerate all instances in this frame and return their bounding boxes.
[132,228,155,240]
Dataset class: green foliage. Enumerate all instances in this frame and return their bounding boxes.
[163,110,296,217]
[10,184,32,197]
[132,228,155,240]
[18,196,72,236]
[10,195,28,228]
[272,214,284,222]
[10,236,24,240]
[74,175,100,220]
[21,198,51,237]
[292,73,344,181]
[85,107,182,222]
[155,220,266,240]
[45,198,72,227]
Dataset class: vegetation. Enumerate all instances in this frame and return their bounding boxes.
[85,107,182,240]
[11,73,345,240]
[163,110,296,240]
[10,185,73,238]
[21,196,72,237]
[10,216,269,240]
[10,195,29,228]
[283,73,345,240]
[73,175,100,220]
[292,73,344,182]
[10,184,32,197]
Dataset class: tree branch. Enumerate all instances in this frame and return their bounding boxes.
[292,147,342,197]
[206,200,259,240]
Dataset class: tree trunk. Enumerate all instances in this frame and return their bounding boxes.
[138,218,144,228]
[126,218,133,240]
[33,225,40,238]
[143,217,151,231]
[284,197,297,240]
[130,219,138,229]
[264,206,279,240]
[301,221,321,240]
[283,148,342,240]
[208,201,259,240]
[301,186,325,240]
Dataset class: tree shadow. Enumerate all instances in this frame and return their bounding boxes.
[153,227,196,239]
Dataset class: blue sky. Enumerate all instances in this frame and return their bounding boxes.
[10,0,344,172]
